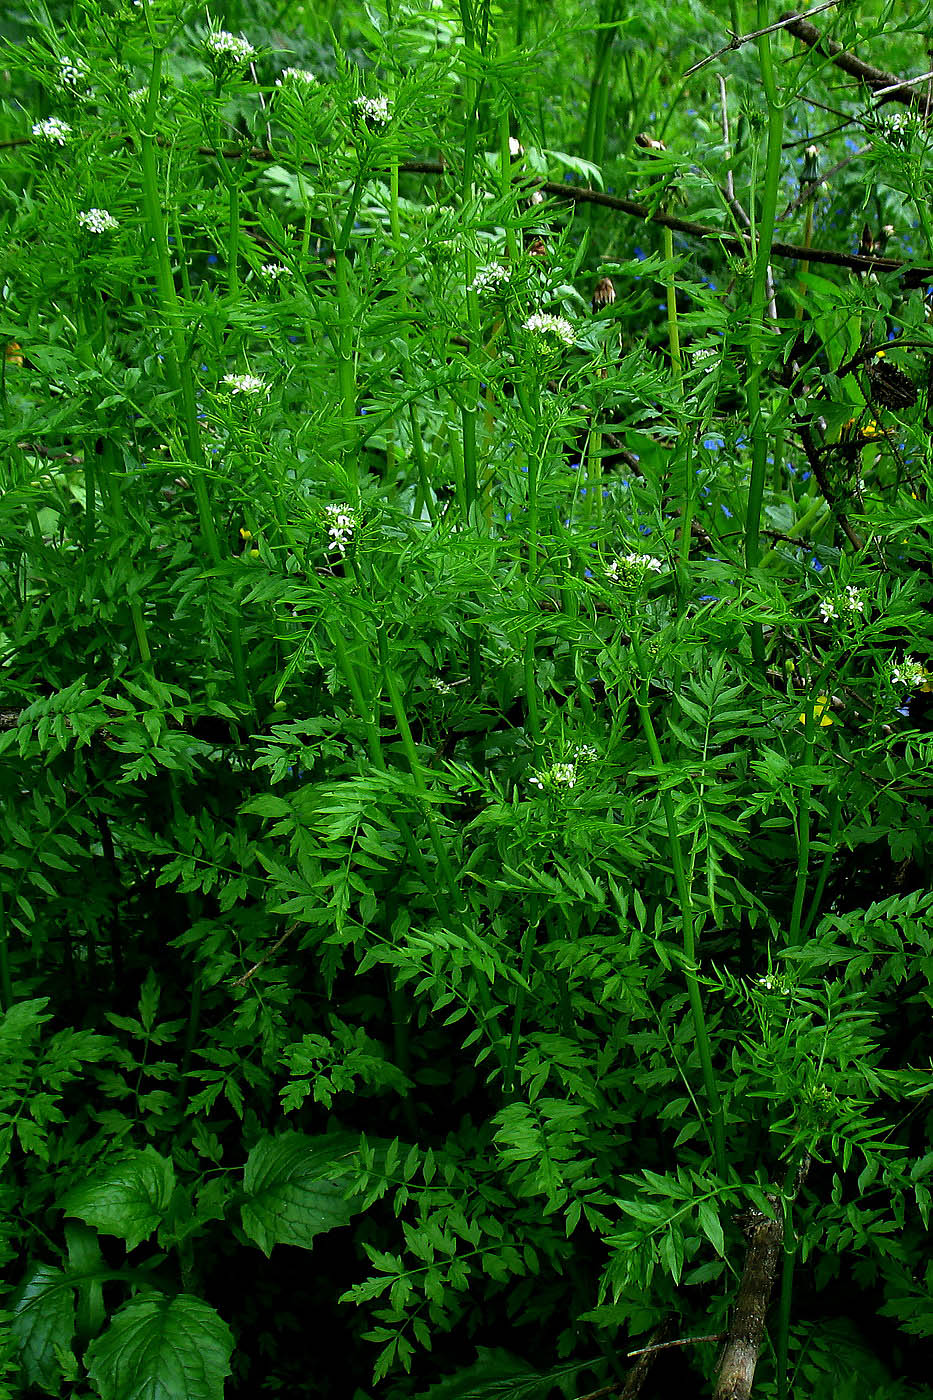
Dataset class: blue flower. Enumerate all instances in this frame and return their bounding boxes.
[638,524,652,536]
[811,558,824,572]
[721,505,733,518]
[207,253,218,265]
[703,436,724,451]
[634,245,647,261]
[699,595,719,602]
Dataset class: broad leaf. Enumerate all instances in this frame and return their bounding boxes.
[11,1263,76,1392]
[241,1132,358,1255]
[61,1147,175,1251]
[85,1294,233,1400]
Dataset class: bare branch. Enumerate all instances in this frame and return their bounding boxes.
[231,925,298,988]
[780,12,933,114]
[683,0,842,77]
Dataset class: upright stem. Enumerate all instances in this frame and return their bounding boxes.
[227,183,240,299]
[631,642,726,1176]
[744,5,785,664]
[137,43,248,705]
[662,226,683,397]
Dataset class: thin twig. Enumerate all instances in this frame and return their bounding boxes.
[628,1331,724,1358]
[781,12,933,114]
[231,925,297,987]
[872,68,933,100]
[682,0,842,77]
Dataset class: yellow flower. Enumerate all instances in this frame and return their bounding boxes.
[240,527,252,539]
[860,420,880,439]
[798,695,834,727]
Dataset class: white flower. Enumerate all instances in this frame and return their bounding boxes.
[509,136,523,157]
[522,312,575,350]
[324,502,357,553]
[204,31,255,65]
[57,56,90,94]
[572,743,597,763]
[260,262,287,282]
[880,111,918,140]
[78,208,118,234]
[354,95,391,127]
[623,551,664,572]
[470,262,511,294]
[222,373,268,396]
[529,761,578,793]
[276,67,318,87]
[128,87,148,106]
[757,974,790,995]
[843,584,865,614]
[430,678,453,696]
[818,598,838,622]
[891,657,932,688]
[606,553,664,583]
[32,117,72,146]
[693,346,718,373]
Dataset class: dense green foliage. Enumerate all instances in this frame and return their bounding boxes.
[1,0,933,1396]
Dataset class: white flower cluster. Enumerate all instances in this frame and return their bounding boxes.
[354,95,391,127]
[529,761,578,792]
[222,373,268,396]
[470,262,511,294]
[605,553,664,583]
[891,656,933,688]
[260,262,287,282]
[276,67,317,88]
[324,502,357,553]
[693,346,718,373]
[523,312,575,349]
[571,743,597,763]
[204,31,255,64]
[78,208,118,234]
[880,111,919,140]
[819,585,865,623]
[32,117,72,146]
[756,974,790,995]
[128,88,148,106]
[57,56,90,94]
[430,678,454,695]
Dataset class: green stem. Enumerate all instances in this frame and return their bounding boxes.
[759,500,829,571]
[0,894,11,1010]
[138,44,248,705]
[789,728,815,946]
[631,642,726,1176]
[227,182,240,299]
[334,250,357,430]
[505,918,538,1096]
[800,796,839,939]
[776,1157,800,1400]
[381,660,459,900]
[744,5,785,662]
[662,225,682,397]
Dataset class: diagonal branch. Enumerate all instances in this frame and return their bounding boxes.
[780,12,933,114]
[683,0,842,77]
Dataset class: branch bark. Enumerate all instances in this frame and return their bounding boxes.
[712,1205,784,1400]
[780,12,933,114]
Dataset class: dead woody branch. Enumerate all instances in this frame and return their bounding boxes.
[780,12,933,114]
